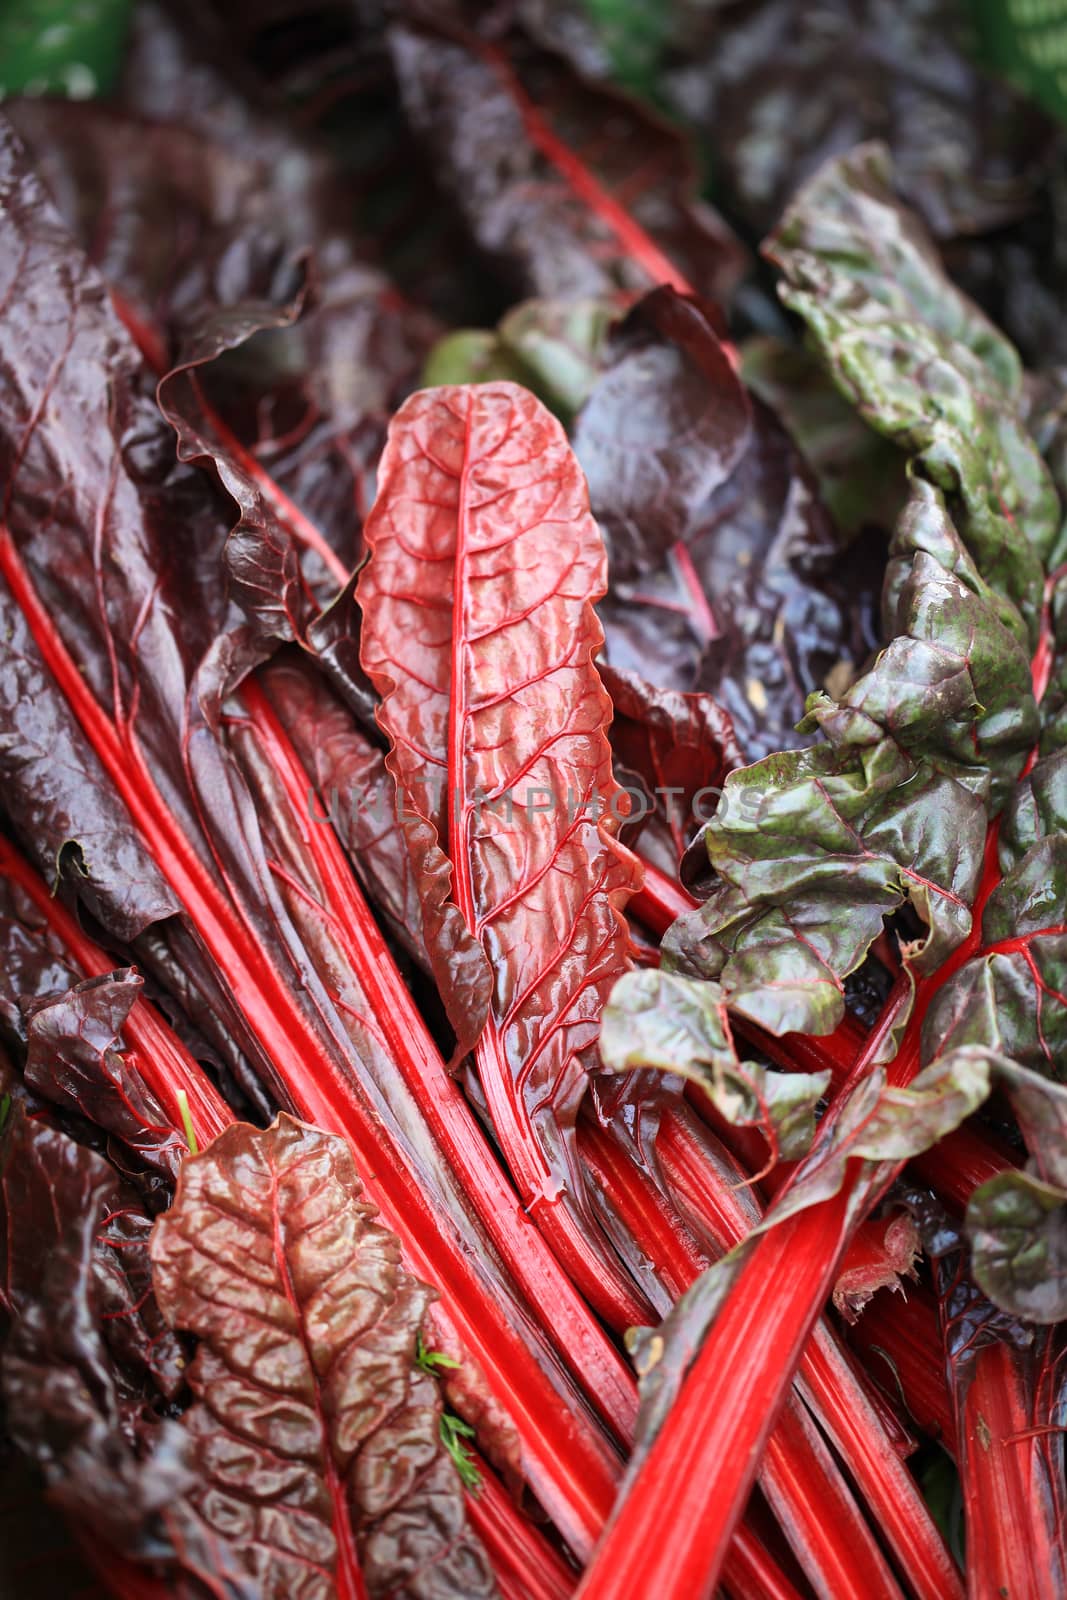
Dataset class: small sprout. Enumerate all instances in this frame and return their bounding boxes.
[0,1093,10,1135]
[439,1411,482,1493]
[414,1334,480,1492]
[176,1089,198,1156]
[415,1330,461,1374]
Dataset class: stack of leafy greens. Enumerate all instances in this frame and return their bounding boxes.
[0,4,1064,1598]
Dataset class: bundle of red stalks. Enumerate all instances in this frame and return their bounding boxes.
[0,5,1065,1599]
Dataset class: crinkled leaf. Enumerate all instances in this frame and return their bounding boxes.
[574,288,752,577]
[602,970,828,1160]
[766,144,1063,637]
[587,289,879,761]
[640,0,1067,374]
[964,1058,1067,1322]
[157,289,332,666]
[23,970,184,1202]
[685,147,1059,1083]
[532,1,1067,372]
[999,746,1067,868]
[357,380,646,1304]
[694,756,985,1039]
[171,254,438,594]
[151,1114,497,1600]
[0,1105,194,1566]
[387,14,745,303]
[680,474,1035,1041]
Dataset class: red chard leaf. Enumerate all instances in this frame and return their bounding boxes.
[573,288,752,578]
[0,1105,194,1569]
[23,971,185,1202]
[386,13,745,303]
[584,288,880,762]
[358,380,649,1320]
[151,1114,498,1600]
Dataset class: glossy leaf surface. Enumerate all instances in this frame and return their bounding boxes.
[151,1114,497,1600]
[584,289,880,761]
[358,381,648,1315]
[601,970,828,1161]
[388,14,745,303]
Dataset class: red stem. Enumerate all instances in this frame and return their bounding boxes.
[480,46,695,298]
[957,1342,1064,1600]
[0,524,620,1561]
[580,1118,913,1600]
[241,674,640,1442]
[848,1287,957,1455]
[656,1110,959,1597]
[465,1464,576,1600]
[720,1527,807,1600]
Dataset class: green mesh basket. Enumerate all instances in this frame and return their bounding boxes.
[974,0,1067,121]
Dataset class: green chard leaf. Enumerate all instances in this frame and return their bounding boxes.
[923,748,1067,1077]
[765,143,1063,639]
[670,477,1014,1043]
[669,147,1057,1059]
[654,147,1067,1317]
[965,1057,1067,1323]
[600,969,829,1160]
[421,297,614,426]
